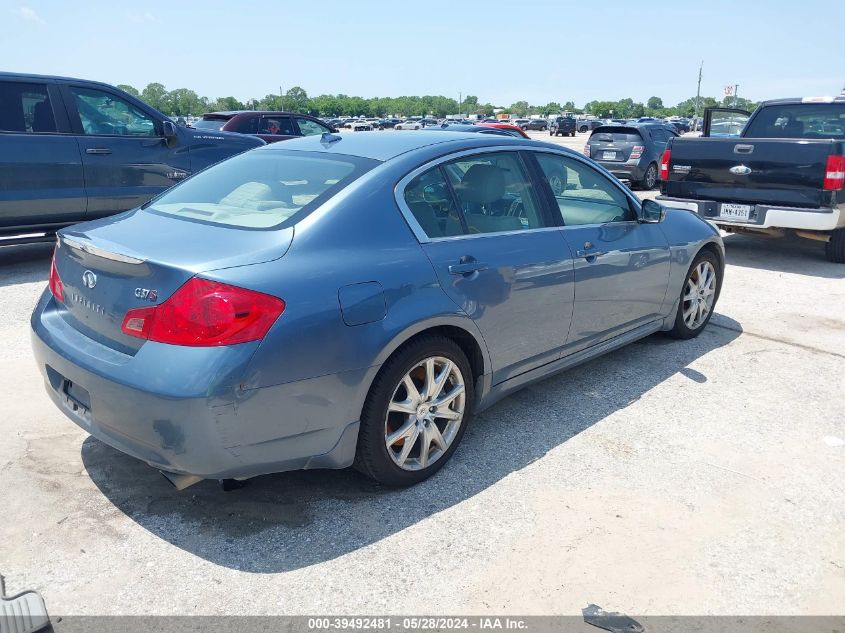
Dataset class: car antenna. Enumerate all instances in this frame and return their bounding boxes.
[321,132,342,146]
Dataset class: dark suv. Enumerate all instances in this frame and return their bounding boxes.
[521,119,549,131]
[550,116,577,137]
[194,111,336,143]
[0,73,263,244]
[584,123,678,189]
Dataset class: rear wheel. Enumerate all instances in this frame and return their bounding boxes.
[825,228,845,263]
[570,131,576,137]
[667,251,721,339]
[579,126,588,133]
[639,163,658,190]
[354,335,473,487]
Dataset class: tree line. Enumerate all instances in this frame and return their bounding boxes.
[117,83,758,119]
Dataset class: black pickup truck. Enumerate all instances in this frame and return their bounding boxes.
[658,95,845,262]
[0,73,264,245]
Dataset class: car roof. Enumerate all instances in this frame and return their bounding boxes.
[425,124,512,136]
[202,111,314,119]
[258,130,528,161]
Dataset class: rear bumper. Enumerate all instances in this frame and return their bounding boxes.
[594,161,646,183]
[657,196,844,232]
[30,290,372,480]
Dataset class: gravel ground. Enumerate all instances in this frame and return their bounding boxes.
[0,142,843,617]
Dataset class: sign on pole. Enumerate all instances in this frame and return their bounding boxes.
[724,85,735,97]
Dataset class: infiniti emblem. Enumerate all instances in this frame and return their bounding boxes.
[81,270,97,289]
[729,165,752,176]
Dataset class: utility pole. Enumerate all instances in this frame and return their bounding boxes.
[734,84,739,108]
[694,60,703,120]
[459,92,462,117]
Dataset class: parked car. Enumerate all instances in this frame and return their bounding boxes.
[377,118,402,129]
[575,118,604,133]
[665,117,691,134]
[349,119,374,131]
[475,122,530,138]
[510,118,530,128]
[32,131,724,489]
[395,120,422,130]
[521,119,549,131]
[550,116,577,137]
[0,72,264,245]
[584,123,678,189]
[193,111,335,143]
[659,98,845,262]
[424,123,516,137]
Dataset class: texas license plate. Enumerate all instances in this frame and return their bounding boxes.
[602,151,617,160]
[719,203,751,221]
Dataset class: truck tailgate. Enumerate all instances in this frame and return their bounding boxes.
[664,137,841,208]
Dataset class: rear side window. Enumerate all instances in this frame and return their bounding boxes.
[259,116,294,135]
[147,150,376,229]
[744,104,845,139]
[226,116,258,134]
[0,82,56,133]
[193,118,227,131]
[403,168,464,238]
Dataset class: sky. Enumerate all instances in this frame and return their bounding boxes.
[2,0,844,108]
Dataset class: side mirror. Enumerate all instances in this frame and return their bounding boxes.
[162,120,178,145]
[640,199,666,223]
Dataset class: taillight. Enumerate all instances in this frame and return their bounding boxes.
[583,144,591,157]
[823,155,845,191]
[121,277,285,346]
[629,145,645,160]
[49,247,64,303]
[660,148,671,181]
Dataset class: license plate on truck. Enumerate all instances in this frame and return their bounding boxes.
[602,151,617,160]
[719,203,752,221]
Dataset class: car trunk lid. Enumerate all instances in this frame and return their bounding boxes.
[588,127,643,162]
[54,209,292,354]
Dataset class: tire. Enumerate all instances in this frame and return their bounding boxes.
[570,131,575,137]
[639,162,658,190]
[549,130,554,136]
[354,335,474,487]
[825,228,845,263]
[666,250,722,339]
[579,126,588,133]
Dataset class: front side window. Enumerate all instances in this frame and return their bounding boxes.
[444,152,547,234]
[147,150,376,229]
[296,117,330,136]
[534,153,634,226]
[70,87,157,136]
[0,82,56,133]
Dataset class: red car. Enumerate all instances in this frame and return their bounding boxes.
[474,122,530,139]
[192,111,336,143]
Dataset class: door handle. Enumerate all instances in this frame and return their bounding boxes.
[576,250,607,258]
[85,148,112,155]
[448,261,488,275]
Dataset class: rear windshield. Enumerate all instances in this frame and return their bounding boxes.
[744,103,845,139]
[590,127,642,143]
[145,150,378,229]
[192,118,227,130]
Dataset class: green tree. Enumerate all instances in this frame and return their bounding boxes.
[117,84,139,97]
[167,88,206,116]
[282,86,309,113]
[508,100,530,116]
[209,96,246,111]
[646,96,664,111]
[140,83,168,111]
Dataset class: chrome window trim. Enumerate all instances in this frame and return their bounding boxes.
[394,145,643,244]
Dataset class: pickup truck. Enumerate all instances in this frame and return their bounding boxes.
[0,72,264,245]
[658,95,845,262]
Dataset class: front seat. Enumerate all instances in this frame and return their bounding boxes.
[456,164,524,233]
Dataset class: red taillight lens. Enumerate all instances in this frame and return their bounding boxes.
[121,277,285,346]
[660,148,671,181]
[583,144,591,157]
[49,248,64,303]
[823,154,845,191]
[629,145,645,160]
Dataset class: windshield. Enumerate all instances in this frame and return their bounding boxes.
[744,103,845,139]
[590,128,643,143]
[146,150,378,229]
[192,118,227,130]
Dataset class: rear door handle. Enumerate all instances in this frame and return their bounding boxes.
[448,262,489,275]
[85,148,112,155]
[576,250,606,258]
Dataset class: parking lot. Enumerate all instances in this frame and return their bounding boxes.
[1,124,843,617]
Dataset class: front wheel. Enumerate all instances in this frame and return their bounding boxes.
[354,335,473,487]
[570,131,575,137]
[667,250,721,339]
[825,227,845,263]
[579,126,588,133]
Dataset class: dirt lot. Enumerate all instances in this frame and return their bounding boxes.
[0,131,843,616]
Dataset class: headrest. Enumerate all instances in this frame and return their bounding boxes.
[457,164,505,205]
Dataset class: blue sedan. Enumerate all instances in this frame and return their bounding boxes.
[31,131,724,488]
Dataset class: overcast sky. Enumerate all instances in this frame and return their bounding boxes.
[3,0,843,107]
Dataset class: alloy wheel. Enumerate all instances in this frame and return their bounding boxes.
[682,261,717,329]
[384,356,466,471]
